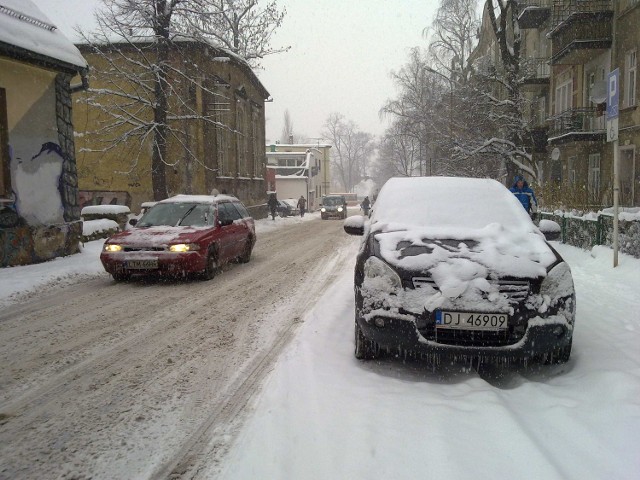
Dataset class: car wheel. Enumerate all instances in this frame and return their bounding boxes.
[541,339,572,365]
[239,238,253,263]
[112,272,130,282]
[202,247,218,280]
[354,322,379,360]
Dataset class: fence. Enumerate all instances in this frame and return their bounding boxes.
[539,210,640,258]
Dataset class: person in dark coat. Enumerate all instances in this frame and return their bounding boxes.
[297,195,307,217]
[510,175,538,218]
[267,192,278,220]
[360,196,371,216]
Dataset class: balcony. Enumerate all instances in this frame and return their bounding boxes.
[518,1,551,29]
[549,1,613,65]
[520,58,550,86]
[547,107,606,143]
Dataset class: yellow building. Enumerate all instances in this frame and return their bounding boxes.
[0,0,88,266]
[74,39,270,213]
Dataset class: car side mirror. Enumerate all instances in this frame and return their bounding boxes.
[343,215,365,236]
[539,219,561,241]
[129,218,138,226]
[218,218,234,227]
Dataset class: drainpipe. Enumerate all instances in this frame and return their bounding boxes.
[70,69,89,94]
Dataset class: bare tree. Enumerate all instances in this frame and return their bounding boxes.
[427,0,479,83]
[187,0,289,68]
[280,109,294,143]
[453,0,536,182]
[323,113,374,192]
[79,0,286,200]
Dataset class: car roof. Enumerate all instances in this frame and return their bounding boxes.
[372,176,532,230]
[158,194,240,204]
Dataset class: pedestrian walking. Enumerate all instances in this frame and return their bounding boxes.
[360,196,371,216]
[267,192,278,220]
[509,175,538,219]
[297,195,307,217]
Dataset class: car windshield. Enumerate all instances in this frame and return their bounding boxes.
[323,197,344,206]
[137,202,210,227]
[372,177,533,231]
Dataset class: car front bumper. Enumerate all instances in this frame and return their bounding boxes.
[356,313,572,360]
[100,251,207,276]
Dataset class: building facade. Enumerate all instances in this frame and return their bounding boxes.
[0,0,88,266]
[265,143,332,211]
[74,40,270,214]
[519,0,639,207]
[471,0,639,208]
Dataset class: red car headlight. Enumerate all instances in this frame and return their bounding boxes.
[169,243,200,252]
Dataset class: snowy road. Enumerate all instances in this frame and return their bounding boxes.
[216,243,640,480]
[1,216,639,480]
[0,215,357,479]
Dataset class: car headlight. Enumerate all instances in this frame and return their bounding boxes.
[338,207,343,212]
[363,256,401,290]
[539,261,575,319]
[321,207,326,212]
[169,243,200,252]
[104,244,123,252]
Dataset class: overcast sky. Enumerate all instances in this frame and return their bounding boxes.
[36,0,441,143]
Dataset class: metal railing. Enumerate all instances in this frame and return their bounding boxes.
[551,0,613,27]
[520,58,551,80]
[547,107,606,137]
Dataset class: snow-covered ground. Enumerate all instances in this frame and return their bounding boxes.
[216,244,640,480]
[1,213,638,479]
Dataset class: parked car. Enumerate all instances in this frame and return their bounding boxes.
[343,177,575,365]
[276,198,299,217]
[101,194,255,281]
[320,195,347,220]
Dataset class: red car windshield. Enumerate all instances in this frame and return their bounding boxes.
[138,203,211,227]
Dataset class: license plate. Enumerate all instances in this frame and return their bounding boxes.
[125,259,158,269]
[435,311,508,330]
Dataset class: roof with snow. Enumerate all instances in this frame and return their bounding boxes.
[0,0,88,71]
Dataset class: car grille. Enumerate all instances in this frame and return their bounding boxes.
[419,326,515,347]
[412,277,530,306]
[123,246,166,252]
[412,277,530,347]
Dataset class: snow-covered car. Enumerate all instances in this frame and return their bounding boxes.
[343,177,575,365]
[320,195,347,220]
[280,198,299,216]
[101,194,255,281]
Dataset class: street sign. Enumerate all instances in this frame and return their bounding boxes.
[607,69,619,119]
[608,117,619,142]
[607,69,619,142]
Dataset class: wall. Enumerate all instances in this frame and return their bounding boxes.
[0,59,82,266]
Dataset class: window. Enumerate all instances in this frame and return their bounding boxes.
[251,108,262,178]
[568,156,577,185]
[212,90,230,176]
[626,50,637,108]
[1,88,9,197]
[588,154,601,203]
[236,101,249,176]
[555,79,572,114]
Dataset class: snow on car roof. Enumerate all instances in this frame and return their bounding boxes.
[371,176,532,230]
[159,194,239,204]
[370,177,556,279]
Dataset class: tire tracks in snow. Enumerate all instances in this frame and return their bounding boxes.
[0,216,359,479]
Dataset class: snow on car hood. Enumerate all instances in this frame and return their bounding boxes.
[374,222,556,279]
[107,226,210,245]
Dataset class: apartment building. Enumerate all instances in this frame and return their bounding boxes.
[519,0,639,207]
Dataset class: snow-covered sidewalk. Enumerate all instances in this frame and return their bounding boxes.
[215,244,640,480]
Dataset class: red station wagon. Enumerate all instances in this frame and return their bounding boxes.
[100,194,255,281]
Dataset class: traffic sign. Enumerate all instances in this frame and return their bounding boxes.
[607,69,619,119]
